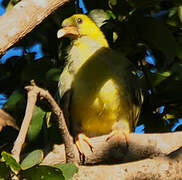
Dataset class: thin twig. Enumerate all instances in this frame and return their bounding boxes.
[11,80,75,163]
[36,84,75,163]
[11,81,38,162]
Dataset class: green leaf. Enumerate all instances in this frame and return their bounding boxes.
[89,9,110,27]
[21,150,44,170]
[0,162,11,179]
[21,165,65,180]
[54,163,78,180]
[148,72,171,87]
[6,0,21,11]
[3,90,23,110]
[46,68,61,82]
[1,151,21,174]
[169,7,178,18]
[131,16,178,62]
[167,7,181,27]
[27,106,46,141]
[142,18,177,62]
[178,5,182,23]
[45,112,52,128]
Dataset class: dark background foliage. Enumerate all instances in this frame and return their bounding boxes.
[0,0,182,153]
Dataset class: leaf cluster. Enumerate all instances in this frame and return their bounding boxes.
[0,151,78,180]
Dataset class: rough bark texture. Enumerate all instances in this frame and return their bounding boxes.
[41,132,182,179]
[11,83,38,162]
[42,132,182,165]
[41,133,182,179]
[73,150,182,180]
[0,0,70,56]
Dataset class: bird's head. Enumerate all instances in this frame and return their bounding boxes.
[57,14,108,46]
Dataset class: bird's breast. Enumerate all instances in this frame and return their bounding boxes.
[70,78,122,136]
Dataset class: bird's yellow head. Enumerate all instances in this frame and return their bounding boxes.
[57,14,108,47]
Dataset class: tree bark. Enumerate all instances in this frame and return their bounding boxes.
[41,132,182,179]
[73,149,182,180]
[42,132,182,165]
[0,0,70,56]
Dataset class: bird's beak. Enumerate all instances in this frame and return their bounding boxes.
[57,26,79,39]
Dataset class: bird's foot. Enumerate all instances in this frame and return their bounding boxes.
[75,133,93,164]
[106,130,129,148]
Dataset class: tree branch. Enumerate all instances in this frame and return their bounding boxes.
[0,109,19,131]
[42,132,182,179]
[11,81,38,162]
[42,132,182,165]
[0,0,70,56]
[72,148,182,180]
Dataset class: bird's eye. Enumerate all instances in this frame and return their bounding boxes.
[77,18,83,24]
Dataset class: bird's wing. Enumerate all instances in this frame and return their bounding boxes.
[103,48,143,129]
[58,63,73,99]
[130,79,143,128]
[58,65,74,129]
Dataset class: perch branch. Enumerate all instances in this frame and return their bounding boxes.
[42,132,182,165]
[42,132,182,179]
[72,148,182,180]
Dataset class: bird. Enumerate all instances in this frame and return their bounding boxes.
[57,14,143,157]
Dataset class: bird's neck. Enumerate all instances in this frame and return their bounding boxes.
[67,35,109,74]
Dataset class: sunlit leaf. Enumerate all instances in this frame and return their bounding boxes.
[45,112,52,128]
[178,5,182,23]
[21,150,44,170]
[1,151,21,174]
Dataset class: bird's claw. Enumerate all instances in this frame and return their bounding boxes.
[106,130,129,148]
[75,133,93,164]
